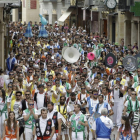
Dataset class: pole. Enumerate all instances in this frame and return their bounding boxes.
[8,18,9,54]
[76,0,78,29]
[6,14,10,59]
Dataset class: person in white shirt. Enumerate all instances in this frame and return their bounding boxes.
[86,89,99,140]
[23,100,38,140]
[47,102,62,140]
[92,108,114,140]
[93,94,113,116]
[66,92,81,112]
[5,71,14,87]
[112,77,125,126]
[56,96,72,140]
[33,108,55,140]
[68,104,88,140]
[34,84,50,109]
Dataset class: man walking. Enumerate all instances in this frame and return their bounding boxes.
[23,100,38,140]
[69,104,88,140]
[92,108,113,140]
[33,108,55,140]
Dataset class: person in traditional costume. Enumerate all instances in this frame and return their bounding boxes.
[33,108,55,140]
[69,104,88,140]
[3,111,19,140]
[92,108,113,140]
[116,116,136,140]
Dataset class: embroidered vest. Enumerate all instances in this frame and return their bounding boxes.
[52,112,58,133]
[36,119,52,140]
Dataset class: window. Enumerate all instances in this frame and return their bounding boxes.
[30,0,36,9]
[45,15,49,21]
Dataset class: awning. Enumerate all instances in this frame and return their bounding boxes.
[58,9,73,25]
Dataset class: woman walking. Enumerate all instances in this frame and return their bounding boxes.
[116,116,136,140]
[3,111,19,140]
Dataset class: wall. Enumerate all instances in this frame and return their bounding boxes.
[40,0,70,25]
[115,11,125,44]
[124,11,140,48]
[12,9,19,22]
[0,7,5,69]
[22,0,40,23]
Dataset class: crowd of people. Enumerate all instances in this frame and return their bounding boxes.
[0,20,140,140]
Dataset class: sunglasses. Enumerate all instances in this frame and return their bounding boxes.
[9,74,14,75]
[36,71,40,72]
[47,85,51,86]
[29,104,34,106]
[62,79,66,80]
[60,99,65,101]
[25,94,30,96]
[8,86,12,88]
[81,88,85,89]
[41,74,45,75]
[94,94,98,95]
[29,72,32,73]
[132,93,136,95]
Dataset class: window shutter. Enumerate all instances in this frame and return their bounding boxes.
[30,0,37,9]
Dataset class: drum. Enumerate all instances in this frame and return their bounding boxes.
[88,112,101,129]
[132,112,139,126]
[88,116,95,129]
[59,113,70,131]
[93,112,101,120]
[17,116,25,127]
[130,111,139,131]
[85,114,90,120]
